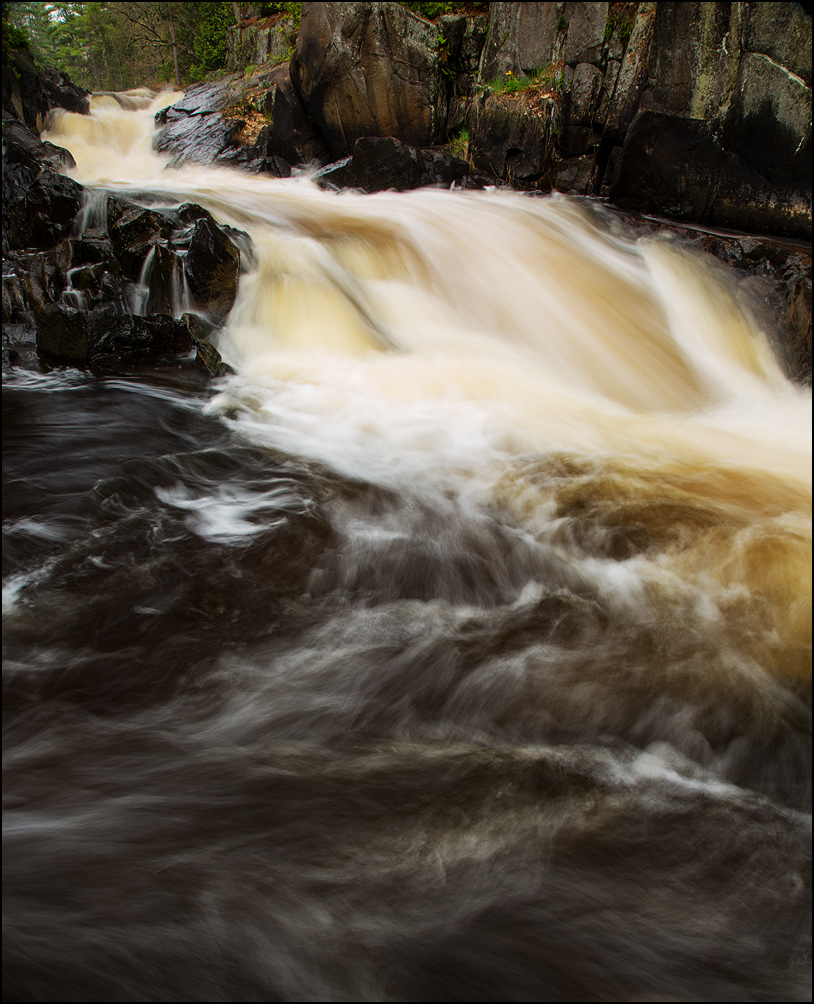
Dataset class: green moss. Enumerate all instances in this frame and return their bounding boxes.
[448,127,470,160]
[400,2,488,19]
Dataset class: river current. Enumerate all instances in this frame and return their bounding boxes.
[3,90,811,1001]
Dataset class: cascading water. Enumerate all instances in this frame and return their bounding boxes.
[3,88,811,1002]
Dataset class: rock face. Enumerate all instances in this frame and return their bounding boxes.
[460,2,812,240]
[154,81,241,166]
[226,13,297,71]
[291,1,446,157]
[606,1,812,238]
[2,47,90,131]
[317,135,478,192]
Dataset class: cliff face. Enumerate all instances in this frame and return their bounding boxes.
[173,3,813,239]
[460,1,812,239]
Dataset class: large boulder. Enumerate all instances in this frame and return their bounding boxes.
[318,136,480,193]
[4,165,83,252]
[268,66,332,166]
[36,304,192,368]
[291,1,446,157]
[184,216,241,323]
[154,80,243,166]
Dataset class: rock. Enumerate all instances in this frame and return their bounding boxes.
[321,136,421,191]
[723,50,810,189]
[153,80,247,167]
[609,110,724,221]
[743,1,812,87]
[478,2,559,80]
[469,93,557,182]
[1,114,75,172]
[291,1,445,157]
[37,303,89,364]
[184,216,241,323]
[554,153,595,194]
[418,147,472,188]
[600,1,657,146]
[610,105,811,240]
[269,68,332,166]
[3,48,50,130]
[5,167,84,251]
[563,1,609,66]
[89,310,192,368]
[226,14,296,71]
[568,62,602,126]
[181,312,235,377]
[156,81,231,120]
[784,264,812,383]
[2,48,89,129]
[109,205,177,280]
[37,303,193,368]
[318,136,474,192]
[41,67,90,116]
[155,111,243,167]
[2,271,34,328]
[2,112,78,252]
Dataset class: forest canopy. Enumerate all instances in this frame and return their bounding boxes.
[3,2,487,92]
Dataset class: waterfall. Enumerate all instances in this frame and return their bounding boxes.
[3,86,810,1003]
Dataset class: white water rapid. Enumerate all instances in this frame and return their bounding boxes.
[2,88,810,1002]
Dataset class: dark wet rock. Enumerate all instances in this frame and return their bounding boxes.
[291,1,445,158]
[1,114,75,172]
[321,136,421,191]
[89,309,192,368]
[4,167,83,252]
[181,312,235,377]
[418,147,473,189]
[37,303,89,364]
[109,205,177,281]
[142,243,178,316]
[184,216,241,323]
[41,67,90,117]
[609,109,811,240]
[2,110,80,253]
[153,79,247,167]
[2,48,50,131]
[269,68,331,167]
[2,271,35,328]
[155,110,243,167]
[317,136,477,193]
[156,80,232,121]
[36,303,193,368]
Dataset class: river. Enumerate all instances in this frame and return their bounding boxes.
[2,89,811,1002]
